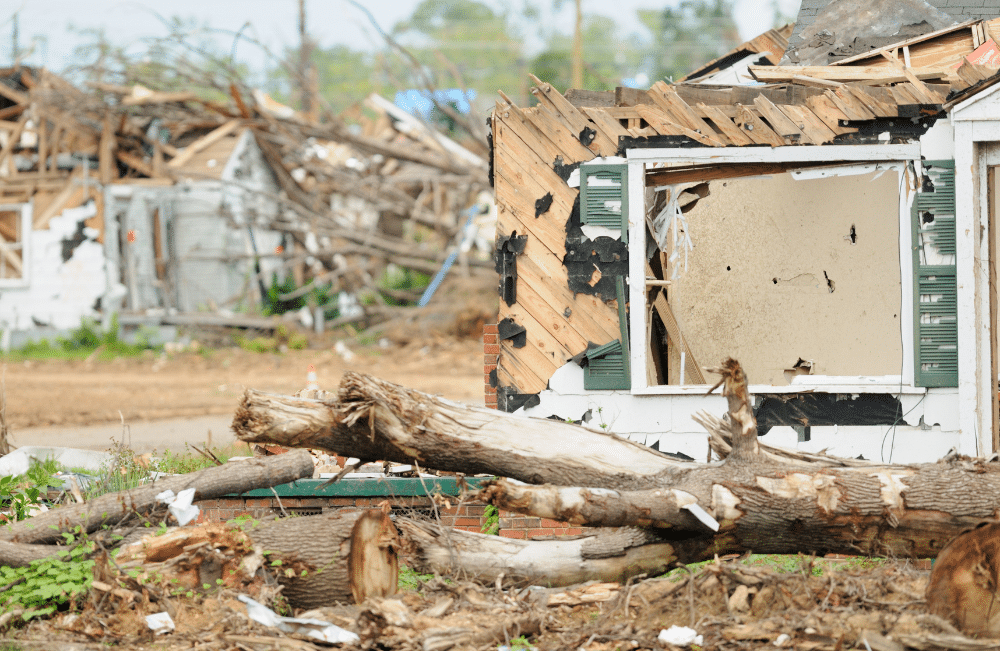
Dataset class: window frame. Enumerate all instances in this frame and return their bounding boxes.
[619,144,922,395]
[0,203,31,288]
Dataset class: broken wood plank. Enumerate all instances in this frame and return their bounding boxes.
[635,105,727,147]
[116,150,158,178]
[828,19,977,66]
[804,95,855,135]
[697,103,755,146]
[791,75,842,89]
[565,89,615,108]
[580,107,632,140]
[844,84,898,117]
[734,105,785,146]
[827,88,877,121]
[98,116,116,185]
[776,105,838,145]
[752,96,806,140]
[647,264,705,385]
[749,65,948,83]
[648,82,724,140]
[529,75,618,156]
[121,90,197,106]
[167,119,241,169]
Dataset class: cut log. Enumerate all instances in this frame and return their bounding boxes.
[348,507,401,604]
[248,508,399,608]
[0,449,315,546]
[232,373,686,490]
[926,522,1000,637]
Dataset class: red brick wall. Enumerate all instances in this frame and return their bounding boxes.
[196,496,586,539]
[484,323,498,409]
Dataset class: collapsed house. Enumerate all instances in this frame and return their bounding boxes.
[0,68,491,344]
[489,8,1000,464]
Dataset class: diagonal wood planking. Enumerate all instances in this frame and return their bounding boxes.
[493,101,623,397]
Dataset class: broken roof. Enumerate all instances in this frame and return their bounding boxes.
[782,0,959,65]
[494,17,1000,163]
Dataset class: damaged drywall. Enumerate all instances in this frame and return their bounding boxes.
[0,202,110,332]
[664,169,903,385]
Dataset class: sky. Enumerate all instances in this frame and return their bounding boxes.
[4,0,802,83]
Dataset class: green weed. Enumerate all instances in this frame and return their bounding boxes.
[481,504,500,535]
[5,315,158,361]
[398,564,434,592]
[0,528,95,624]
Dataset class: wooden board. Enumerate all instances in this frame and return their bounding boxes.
[530,76,618,156]
[648,82,724,140]
[804,96,855,135]
[734,105,785,146]
[697,103,754,146]
[498,342,554,395]
[749,65,948,83]
[775,104,837,145]
[752,95,807,140]
[499,301,579,367]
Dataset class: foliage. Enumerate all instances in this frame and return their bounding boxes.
[84,437,153,500]
[398,564,435,592]
[234,323,309,354]
[391,0,524,117]
[0,459,60,523]
[261,272,334,318]
[639,0,742,84]
[271,44,392,115]
[8,315,157,361]
[659,554,889,582]
[154,443,251,475]
[0,529,95,624]
[530,15,644,92]
[481,504,500,535]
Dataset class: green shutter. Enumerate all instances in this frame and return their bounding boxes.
[580,164,628,243]
[584,276,631,390]
[913,160,958,388]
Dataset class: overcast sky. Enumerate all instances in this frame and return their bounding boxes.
[5,0,801,82]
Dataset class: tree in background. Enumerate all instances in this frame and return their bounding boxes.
[389,0,524,117]
[270,44,389,115]
[638,0,742,84]
[530,15,644,92]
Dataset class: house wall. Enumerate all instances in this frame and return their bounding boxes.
[669,169,903,385]
[0,201,109,335]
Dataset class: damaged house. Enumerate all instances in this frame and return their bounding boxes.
[0,68,490,344]
[488,2,1000,463]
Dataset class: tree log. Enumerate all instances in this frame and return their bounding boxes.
[0,449,315,546]
[248,508,399,608]
[396,517,690,586]
[234,365,1000,576]
[232,373,685,490]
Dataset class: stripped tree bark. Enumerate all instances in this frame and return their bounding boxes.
[233,366,1000,585]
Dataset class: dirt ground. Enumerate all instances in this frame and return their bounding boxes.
[3,337,485,433]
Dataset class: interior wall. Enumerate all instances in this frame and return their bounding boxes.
[668,169,902,385]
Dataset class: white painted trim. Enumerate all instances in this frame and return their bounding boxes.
[972,122,1000,142]
[626,156,917,395]
[628,161,647,392]
[951,82,1000,117]
[955,123,982,455]
[899,164,916,386]
[633,383,928,396]
[625,144,920,164]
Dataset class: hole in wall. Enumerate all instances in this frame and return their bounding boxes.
[772,277,778,284]
[726,266,731,271]
[824,271,835,293]
[849,224,857,244]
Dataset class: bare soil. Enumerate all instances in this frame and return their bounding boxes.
[2,337,486,431]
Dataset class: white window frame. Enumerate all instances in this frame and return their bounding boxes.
[619,143,923,395]
[0,203,31,288]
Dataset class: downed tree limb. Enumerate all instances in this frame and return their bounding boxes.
[235,363,1000,580]
[0,449,314,546]
[397,517,690,586]
[233,372,686,489]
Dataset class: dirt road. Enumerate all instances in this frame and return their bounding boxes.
[5,338,485,453]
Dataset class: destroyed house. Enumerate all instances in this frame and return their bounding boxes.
[488,18,1000,464]
[0,68,489,344]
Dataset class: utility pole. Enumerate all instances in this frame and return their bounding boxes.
[11,12,19,64]
[571,0,583,89]
[298,0,314,115]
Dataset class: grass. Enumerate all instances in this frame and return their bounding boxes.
[155,443,254,474]
[4,315,158,361]
[658,554,888,581]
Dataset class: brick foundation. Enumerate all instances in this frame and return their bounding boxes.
[484,323,498,409]
[196,495,585,539]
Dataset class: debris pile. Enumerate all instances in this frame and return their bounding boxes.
[0,66,494,335]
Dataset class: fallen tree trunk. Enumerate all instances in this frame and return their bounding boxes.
[233,365,1000,581]
[233,373,685,489]
[0,449,314,546]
